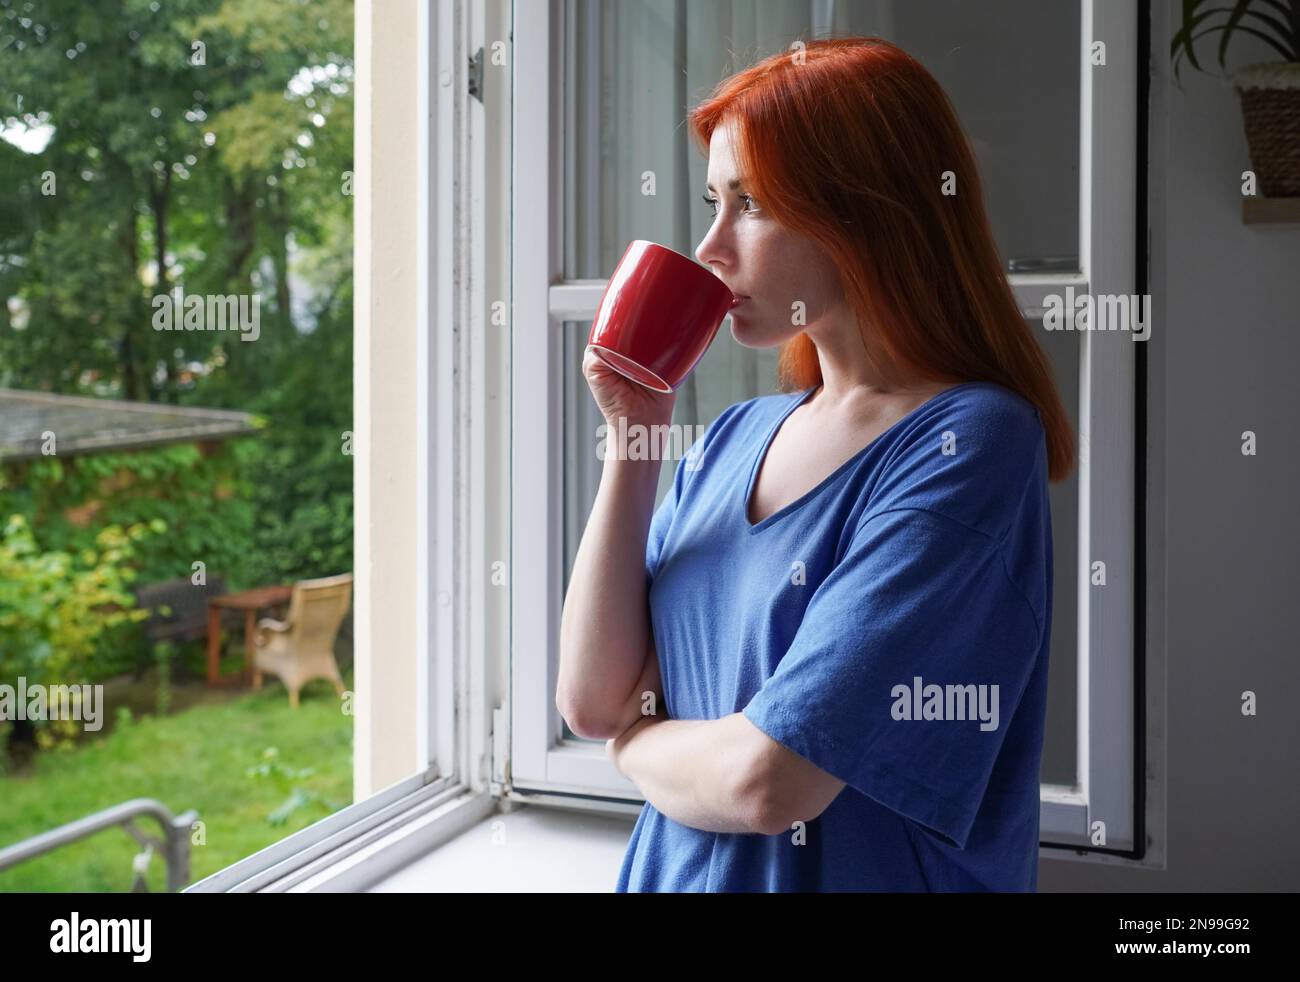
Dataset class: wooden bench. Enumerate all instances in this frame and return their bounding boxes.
[133,576,228,680]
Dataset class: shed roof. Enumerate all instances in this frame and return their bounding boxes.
[0,388,258,462]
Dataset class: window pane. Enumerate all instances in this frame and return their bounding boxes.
[565,0,1080,280]
[891,0,1081,271]
[1027,314,1081,789]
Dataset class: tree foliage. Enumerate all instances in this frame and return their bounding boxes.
[0,1,355,693]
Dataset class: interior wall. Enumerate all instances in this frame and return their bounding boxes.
[1039,0,1300,891]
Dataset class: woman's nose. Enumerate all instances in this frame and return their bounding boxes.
[695,223,726,267]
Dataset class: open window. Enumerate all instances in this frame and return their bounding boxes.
[509,0,1141,855]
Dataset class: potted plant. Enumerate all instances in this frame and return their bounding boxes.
[1172,0,1300,197]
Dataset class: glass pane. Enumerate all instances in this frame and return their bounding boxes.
[565,0,1080,281]
[889,1,1081,270]
[1028,314,1081,789]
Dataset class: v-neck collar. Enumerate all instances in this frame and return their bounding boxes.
[742,381,982,533]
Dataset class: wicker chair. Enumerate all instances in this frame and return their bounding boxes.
[252,573,352,708]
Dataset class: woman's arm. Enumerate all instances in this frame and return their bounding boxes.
[557,451,665,741]
[606,712,770,835]
[604,635,667,738]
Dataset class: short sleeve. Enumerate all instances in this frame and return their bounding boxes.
[741,506,1042,850]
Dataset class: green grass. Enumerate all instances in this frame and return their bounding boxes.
[0,673,353,892]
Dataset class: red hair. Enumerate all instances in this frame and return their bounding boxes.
[689,36,1075,483]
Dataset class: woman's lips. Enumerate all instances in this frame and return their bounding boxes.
[729,295,749,309]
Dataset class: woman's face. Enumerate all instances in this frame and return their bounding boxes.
[695,120,848,349]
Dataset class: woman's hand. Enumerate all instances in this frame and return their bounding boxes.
[583,345,677,429]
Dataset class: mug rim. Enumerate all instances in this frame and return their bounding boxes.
[587,344,676,393]
[629,239,728,289]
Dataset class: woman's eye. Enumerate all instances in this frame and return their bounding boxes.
[701,193,758,217]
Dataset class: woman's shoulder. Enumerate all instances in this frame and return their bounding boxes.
[898,380,1045,464]
[865,380,1048,541]
[935,380,1042,430]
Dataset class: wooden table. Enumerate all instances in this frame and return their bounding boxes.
[206,585,293,686]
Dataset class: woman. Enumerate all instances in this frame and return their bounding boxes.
[557,36,1074,892]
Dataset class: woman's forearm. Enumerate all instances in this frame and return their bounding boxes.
[609,713,766,835]
[557,450,665,740]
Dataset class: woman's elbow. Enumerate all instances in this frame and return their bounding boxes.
[555,692,618,742]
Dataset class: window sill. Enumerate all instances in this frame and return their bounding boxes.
[186,768,637,892]
[186,773,497,893]
[364,802,635,892]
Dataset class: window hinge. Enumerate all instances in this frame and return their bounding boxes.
[468,46,484,104]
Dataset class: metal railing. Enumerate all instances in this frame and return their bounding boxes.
[0,798,199,892]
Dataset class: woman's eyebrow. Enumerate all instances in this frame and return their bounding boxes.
[705,179,745,193]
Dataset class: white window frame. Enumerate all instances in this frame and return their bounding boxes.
[509,0,1141,854]
[187,0,505,892]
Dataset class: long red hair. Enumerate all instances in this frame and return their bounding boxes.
[688,36,1075,483]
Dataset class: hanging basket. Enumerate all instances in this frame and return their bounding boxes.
[1233,62,1300,197]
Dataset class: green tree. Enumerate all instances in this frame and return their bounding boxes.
[0,0,353,408]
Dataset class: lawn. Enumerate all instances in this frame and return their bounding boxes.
[0,671,353,892]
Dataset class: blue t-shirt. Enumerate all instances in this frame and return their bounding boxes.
[614,380,1053,892]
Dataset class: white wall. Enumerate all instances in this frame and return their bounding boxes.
[354,0,423,797]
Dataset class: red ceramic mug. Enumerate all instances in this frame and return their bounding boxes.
[586,240,740,393]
